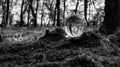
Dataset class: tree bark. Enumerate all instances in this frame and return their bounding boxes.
[6,0,10,27]
[56,0,60,26]
[101,0,120,35]
[20,0,24,27]
[84,0,88,22]
[63,0,66,19]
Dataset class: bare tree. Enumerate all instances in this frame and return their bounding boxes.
[0,0,7,27]
[75,0,79,14]
[44,0,56,26]
[56,0,60,26]
[63,0,66,19]
[27,3,30,26]
[101,0,120,35]
[20,0,24,27]
[84,0,88,26]
[35,0,39,26]
[29,0,37,27]
[6,0,10,27]
[41,0,44,26]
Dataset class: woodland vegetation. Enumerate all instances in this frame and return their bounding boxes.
[0,0,120,67]
[0,0,104,27]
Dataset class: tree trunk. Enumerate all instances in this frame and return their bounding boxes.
[1,0,6,27]
[101,0,120,35]
[53,4,57,26]
[75,0,79,14]
[117,0,120,32]
[41,1,44,26]
[20,0,24,27]
[56,0,60,26]
[27,5,30,26]
[29,0,37,27]
[35,0,39,27]
[84,0,88,22]
[63,0,66,19]
[6,0,10,27]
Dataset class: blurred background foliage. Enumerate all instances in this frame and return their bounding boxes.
[0,0,105,27]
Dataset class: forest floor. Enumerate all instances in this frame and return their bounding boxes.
[0,27,120,67]
[0,26,56,33]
